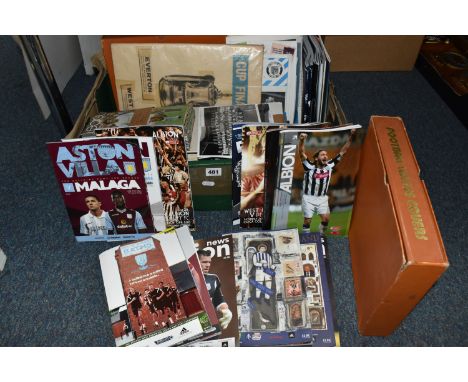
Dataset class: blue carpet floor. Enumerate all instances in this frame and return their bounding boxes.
[0,35,466,346]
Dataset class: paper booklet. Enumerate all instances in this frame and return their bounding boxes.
[47,138,156,242]
[299,232,339,346]
[137,137,165,232]
[236,122,332,229]
[233,229,314,347]
[239,124,273,228]
[233,123,288,227]
[264,124,363,236]
[174,228,222,341]
[99,227,214,347]
[302,36,331,123]
[92,125,196,231]
[231,123,244,226]
[191,234,239,346]
[110,43,263,112]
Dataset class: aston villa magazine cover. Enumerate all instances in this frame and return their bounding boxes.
[47,138,155,242]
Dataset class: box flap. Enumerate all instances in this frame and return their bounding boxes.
[371,116,448,266]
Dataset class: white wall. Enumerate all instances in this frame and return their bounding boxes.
[39,35,83,92]
[78,35,103,75]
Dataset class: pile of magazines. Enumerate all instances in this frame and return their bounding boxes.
[48,124,195,242]
[80,35,332,160]
[99,226,338,347]
[233,123,363,236]
[45,35,363,347]
[47,35,339,244]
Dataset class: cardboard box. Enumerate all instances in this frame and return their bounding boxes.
[67,55,115,139]
[349,116,448,336]
[69,53,348,212]
[324,36,424,72]
[68,54,232,211]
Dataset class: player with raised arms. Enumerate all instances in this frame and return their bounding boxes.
[299,129,356,233]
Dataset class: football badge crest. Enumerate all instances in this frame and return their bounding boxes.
[135,253,148,270]
[124,161,137,176]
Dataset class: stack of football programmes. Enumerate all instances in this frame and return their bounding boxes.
[48,124,196,241]
[227,35,331,124]
[237,123,330,228]
[233,122,298,226]
[227,36,299,124]
[100,227,339,346]
[235,123,364,237]
[299,232,338,346]
[79,105,192,138]
[49,36,353,347]
[99,226,218,347]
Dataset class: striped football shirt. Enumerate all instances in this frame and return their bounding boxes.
[253,251,273,269]
[302,154,341,196]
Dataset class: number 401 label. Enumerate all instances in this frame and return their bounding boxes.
[206,168,222,176]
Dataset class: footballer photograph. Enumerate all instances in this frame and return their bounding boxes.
[287,126,364,236]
